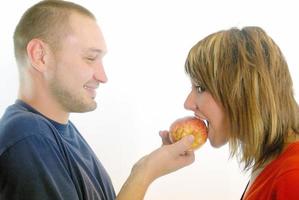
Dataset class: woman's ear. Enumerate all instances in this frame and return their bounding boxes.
[26,39,48,72]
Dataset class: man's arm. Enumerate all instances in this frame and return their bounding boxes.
[116,133,195,200]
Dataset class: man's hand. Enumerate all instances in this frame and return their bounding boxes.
[116,131,195,200]
[135,131,195,182]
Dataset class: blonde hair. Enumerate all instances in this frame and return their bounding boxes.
[185,26,299,171]
[13,0,95,66]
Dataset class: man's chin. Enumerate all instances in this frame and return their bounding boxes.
[70,101,97,113]
[83,102,97,112]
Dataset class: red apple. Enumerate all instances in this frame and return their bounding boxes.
[169,116,208,150]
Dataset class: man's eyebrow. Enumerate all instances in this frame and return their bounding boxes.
[84,48,107,56]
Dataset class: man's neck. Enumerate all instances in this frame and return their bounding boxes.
[19,93,69,124]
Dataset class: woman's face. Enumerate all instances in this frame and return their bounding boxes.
[184,83,230,148]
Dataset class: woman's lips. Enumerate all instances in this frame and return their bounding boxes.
[195,114,209,133]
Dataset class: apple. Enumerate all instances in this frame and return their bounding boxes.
[169,116,208,150]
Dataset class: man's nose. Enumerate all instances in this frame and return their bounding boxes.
[94,61,108,83]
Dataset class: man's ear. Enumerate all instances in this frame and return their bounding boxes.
[26,39,48,72]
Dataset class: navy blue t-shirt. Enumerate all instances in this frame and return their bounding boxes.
[0,100,116,200]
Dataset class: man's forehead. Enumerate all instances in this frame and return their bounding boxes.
[62,13,108,55]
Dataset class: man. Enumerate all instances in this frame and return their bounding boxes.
[0,1,195,200]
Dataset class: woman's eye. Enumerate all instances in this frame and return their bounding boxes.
[195,85,205,93]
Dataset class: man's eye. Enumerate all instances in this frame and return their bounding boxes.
[86,57,96,61]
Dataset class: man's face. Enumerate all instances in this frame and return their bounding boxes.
[46,13,108,113]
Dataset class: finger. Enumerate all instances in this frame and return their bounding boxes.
[171,135,194,155]
[159,130,172,145]
[178,149,195,166]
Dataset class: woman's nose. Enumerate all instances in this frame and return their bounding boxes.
[184,92,196,111]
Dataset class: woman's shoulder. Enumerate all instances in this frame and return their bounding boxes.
[276,141,299,175]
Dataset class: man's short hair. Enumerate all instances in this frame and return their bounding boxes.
[14,0,95,66]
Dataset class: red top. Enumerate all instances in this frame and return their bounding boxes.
[244,141,299,200]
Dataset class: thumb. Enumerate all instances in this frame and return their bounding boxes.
[171,135,194,154]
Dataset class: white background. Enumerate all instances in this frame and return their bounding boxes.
[1,1,298,199]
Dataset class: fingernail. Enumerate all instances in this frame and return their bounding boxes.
[187,135,194,143]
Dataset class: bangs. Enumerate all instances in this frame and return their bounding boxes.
[184,47,207,90]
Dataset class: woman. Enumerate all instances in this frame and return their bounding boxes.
[183,26,299,199]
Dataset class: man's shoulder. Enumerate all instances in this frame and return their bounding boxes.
[0,103,53,134]
[0,104,55,155]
